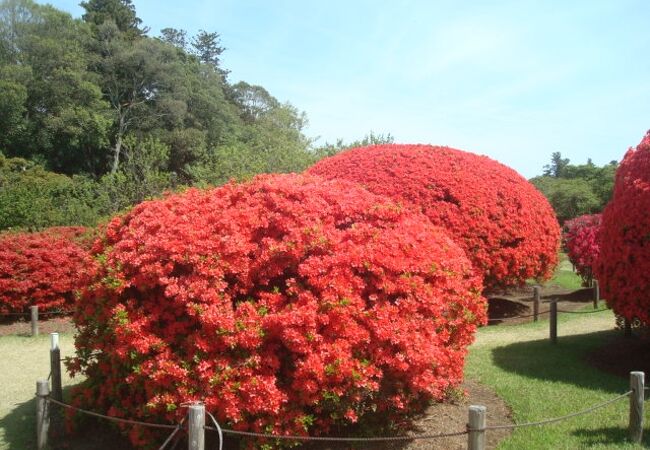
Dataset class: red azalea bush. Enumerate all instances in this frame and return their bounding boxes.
[308,144,561,290]
[564,214,601,286]
[69,174,486,447]
[596,132,650,325]
[0,227,95,314]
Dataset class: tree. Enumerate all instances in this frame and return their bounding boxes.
[313,131,395,158]
[543,151,570,177]
[159,27,187,50]
[190,29,227,76]
[80,0,146,36]
[0,0,111,174]
[229,81,279,123]
[530,177,600,223]
[90,23,184,173]
[532,154,618,222]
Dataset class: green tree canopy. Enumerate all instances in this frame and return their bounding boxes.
[531,152,618,223]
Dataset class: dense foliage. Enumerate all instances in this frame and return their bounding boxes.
[596,132,650,325]
[563,214,601,286]
[309,144,561,290]
[530,152,617,223]
[0,227,95,313]
[69,174,486,447]
[0,0,340,230]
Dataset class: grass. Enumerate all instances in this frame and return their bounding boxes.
[531,252,584,291]
[0,333,76,450]
[466,309,650,449]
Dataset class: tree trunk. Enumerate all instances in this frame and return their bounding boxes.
[111,134,123,174]
[111,113,126,174]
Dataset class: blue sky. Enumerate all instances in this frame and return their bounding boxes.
[48,0,650,177]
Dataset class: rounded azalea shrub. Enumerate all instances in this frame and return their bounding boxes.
[0,227,95,314]
[596,132,650,325]
[564,214,601,286]
[308,144,561,290]
[69,174,486,447]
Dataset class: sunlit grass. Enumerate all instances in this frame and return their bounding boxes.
[466,309,649,449]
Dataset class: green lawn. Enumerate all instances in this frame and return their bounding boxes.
[530,252,584,291]
[0,333,76,450]
[1,305,648,449]
[466,308,650,449]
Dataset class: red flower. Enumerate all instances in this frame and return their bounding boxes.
[0,227,95,314]
[308,144,561,290]
[595,131,650,325]
[564,214,601,285]
[69,174,486,447]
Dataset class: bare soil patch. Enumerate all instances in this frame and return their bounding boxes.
[46,380,512,450]
[486,286,598,326]
[0,315,75,336]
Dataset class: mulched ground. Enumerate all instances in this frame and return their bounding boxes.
[49,378,513,450]
[299,379,512,450]
[486,284,599,326]
[0,315,75,336]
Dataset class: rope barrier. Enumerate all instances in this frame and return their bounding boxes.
[158,418,185,450]
[204,425,468,442]
[46,397,179,430]
[487,305,608,323]
[557,308,609,314]
[481,391,632,431]
[206,411,223,450]
[0,311,67,317]
[42,390,640,444]
[487,310,550,322]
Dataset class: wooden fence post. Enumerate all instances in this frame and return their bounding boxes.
[36,379,50,450]
[549,300,557,344]
[188,403,205,450]
[629,371,644,443]
[31,305,39,337]
[468,405,486,450]
[592,279,600,309]
[50,333,62,402]
[533,286,541,322]
[624,319,633,338]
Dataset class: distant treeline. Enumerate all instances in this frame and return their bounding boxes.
[530,152,617,224]
[0,0,392,230]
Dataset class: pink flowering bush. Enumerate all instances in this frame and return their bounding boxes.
[564,214,601,286]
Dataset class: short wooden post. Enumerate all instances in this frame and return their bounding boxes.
[533,286,541,322]
[188,403,205,450]
[468,405,486,450]
[592,279,600,309]
[624,319,633,338]
[629,371,644,443]
[31,305,39,337]
[50,333,62,402]
[549,300,557,344]
[36,379,50,450]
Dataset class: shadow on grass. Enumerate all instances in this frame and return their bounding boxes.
[491,329,632,394]
[0,384,134,450]
[570,427,647,447]
[0,397,37,450]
